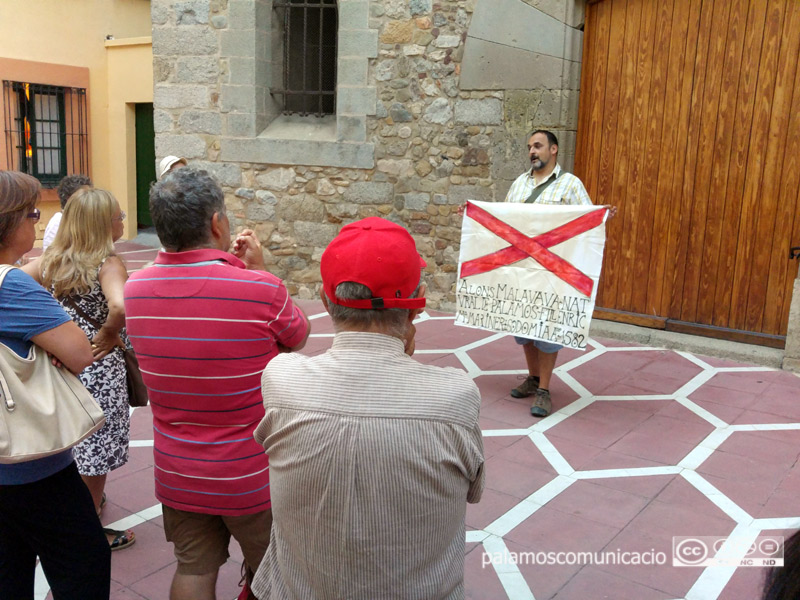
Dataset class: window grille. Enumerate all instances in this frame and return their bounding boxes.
[2,81,88,186]
[272,0,338,117]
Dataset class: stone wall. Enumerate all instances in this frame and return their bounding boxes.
[152,0,586,309]
[783,277,800,372]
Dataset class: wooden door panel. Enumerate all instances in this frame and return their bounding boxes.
[712,0,768,328]
[576,0,800,342]
[605,0,641,309]
[647,0,697,318]
[739,0,787,333]
[622,0,658,314]
[761,0,800,334]
[591,0,629,309]
[632,0,672,317]
[692,0,740,326]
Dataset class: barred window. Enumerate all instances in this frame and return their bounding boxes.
[2,81,88,187]
[273,0,338,117]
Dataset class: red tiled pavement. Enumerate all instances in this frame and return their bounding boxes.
[34,242,800,600]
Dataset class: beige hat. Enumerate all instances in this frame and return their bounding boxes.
[158,156,187,179]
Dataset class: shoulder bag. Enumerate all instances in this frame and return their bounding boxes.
[62,295,148,407]
[0,265,106,464]
[524,169,563,204]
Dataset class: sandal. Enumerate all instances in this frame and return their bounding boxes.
[104,527,136,551]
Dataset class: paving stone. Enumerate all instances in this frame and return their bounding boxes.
[49,253,800,600]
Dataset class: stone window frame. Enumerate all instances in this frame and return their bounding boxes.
[220,0,377,169]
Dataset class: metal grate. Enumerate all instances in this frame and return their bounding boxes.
[272,0,338,117]
[2,81,88,186]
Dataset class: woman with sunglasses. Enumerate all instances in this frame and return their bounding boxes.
[25,187,135,551]
[0,171,110,599]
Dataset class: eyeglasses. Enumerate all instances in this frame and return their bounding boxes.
[26,208,41,223]
[112,211,126,222]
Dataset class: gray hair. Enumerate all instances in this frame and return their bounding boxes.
[57,174,91,209]
[149,168,225,251]
[327,281,421,338]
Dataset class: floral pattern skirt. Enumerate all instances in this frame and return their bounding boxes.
[72,347,130,476]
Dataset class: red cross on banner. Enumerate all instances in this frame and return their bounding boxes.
[455,200,608,350]
[461,201,606,297]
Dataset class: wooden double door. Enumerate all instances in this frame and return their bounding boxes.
[575,0,800,347]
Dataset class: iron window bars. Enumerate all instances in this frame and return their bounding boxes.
[272,0,338,117]
[2,81,88,186]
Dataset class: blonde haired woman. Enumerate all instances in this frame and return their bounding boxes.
[25,186,135,551]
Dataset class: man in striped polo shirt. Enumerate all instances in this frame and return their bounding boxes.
[250,217,485,600]
[124,168,309,600]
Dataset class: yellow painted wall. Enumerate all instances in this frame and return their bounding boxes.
[106,38,154,234]
[0,0,152,239]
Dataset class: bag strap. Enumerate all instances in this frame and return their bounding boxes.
[524,169,563,204]
[62,295,103,330]
[61,259,113,330]
[63,293,126,354]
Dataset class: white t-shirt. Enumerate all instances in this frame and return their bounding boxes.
[42,211,62,250]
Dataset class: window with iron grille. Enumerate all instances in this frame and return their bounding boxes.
[272,0,338,117]
[2,81,89,187]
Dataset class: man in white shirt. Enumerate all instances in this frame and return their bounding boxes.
[502,130,615,417]
[42,174,91,250]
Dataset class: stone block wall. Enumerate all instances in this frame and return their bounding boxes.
[783,277,800,372]
[152,0,586,309]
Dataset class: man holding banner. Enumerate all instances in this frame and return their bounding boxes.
[457,130,615,418]
[504,130,594,417]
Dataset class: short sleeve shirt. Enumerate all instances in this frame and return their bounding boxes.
[42,211,62,250]
[124,249,309,516]
[0,266,74,484]
[505,164,592,206]
[251,332,485,600]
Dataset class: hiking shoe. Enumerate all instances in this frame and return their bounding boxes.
[530,388,552,418]
[510,375,539,398]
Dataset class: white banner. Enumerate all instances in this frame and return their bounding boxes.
[455,200,608,350]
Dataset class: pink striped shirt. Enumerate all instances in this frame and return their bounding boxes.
[124,249,308,516]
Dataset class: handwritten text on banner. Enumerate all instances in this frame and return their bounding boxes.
[455,201,608,350]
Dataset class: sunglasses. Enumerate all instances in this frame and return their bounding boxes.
[112,211,126,222]
[27,208,41,223]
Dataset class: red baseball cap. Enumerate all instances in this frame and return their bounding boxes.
[321,217,427,309]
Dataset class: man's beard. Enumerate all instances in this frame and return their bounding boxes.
[531,158,545,171]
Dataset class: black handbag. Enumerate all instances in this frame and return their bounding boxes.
[121,347,148,407]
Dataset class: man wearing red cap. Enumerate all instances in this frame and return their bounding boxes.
[250,217,485,600]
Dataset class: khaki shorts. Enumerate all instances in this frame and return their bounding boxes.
[162,505,272,577]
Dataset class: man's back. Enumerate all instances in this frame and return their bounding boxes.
[125,249,308,516]
[252,331,485,600]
